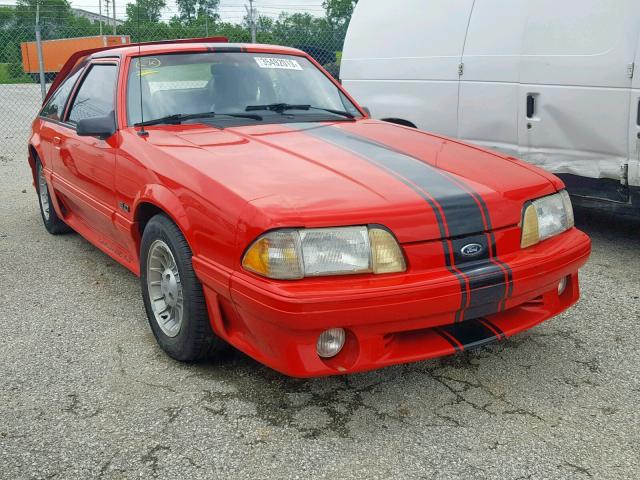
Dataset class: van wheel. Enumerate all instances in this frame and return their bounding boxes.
[36,159,71,234]
[140,214,223,362]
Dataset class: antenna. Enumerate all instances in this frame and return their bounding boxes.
[136,0,148,137]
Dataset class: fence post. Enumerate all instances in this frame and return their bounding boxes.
[112,0,117,35]
[246,0,257,43]
[35,4,46,101]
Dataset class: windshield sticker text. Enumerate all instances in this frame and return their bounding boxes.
[254,57,303,70]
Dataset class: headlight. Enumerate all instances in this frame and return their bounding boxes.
[521,190,574,248]
[242,226,406,279]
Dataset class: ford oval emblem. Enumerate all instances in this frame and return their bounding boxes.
[460,243,483,257]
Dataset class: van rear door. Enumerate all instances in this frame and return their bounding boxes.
[458,0,527,158]
[519,0,639,202]
[627,34,640,192]
[340,0,474,137]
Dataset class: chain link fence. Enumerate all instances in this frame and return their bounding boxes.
[0,3,352,160]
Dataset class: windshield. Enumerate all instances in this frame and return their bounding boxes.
[126,52,361,126]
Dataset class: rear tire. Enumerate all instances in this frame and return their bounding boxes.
[36,158,71,234]
[140,214,222,362]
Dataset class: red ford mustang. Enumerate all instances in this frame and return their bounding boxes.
[28,38,591,377]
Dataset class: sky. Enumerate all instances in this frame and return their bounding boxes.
[0,0,327,23]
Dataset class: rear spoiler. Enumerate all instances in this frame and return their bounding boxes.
[43,36,229,104]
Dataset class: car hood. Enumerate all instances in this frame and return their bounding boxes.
[145,120,560,243]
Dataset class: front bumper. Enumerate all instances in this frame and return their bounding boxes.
[194,228,591,377]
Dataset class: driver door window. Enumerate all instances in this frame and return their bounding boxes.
[67,64,118,125]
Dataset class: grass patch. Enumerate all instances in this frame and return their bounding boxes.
[0,63,33,84]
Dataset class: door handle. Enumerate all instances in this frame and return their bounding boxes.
[526,94,536,119]
[52,136,61,145]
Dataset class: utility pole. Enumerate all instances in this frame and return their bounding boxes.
[99,0,103,35]
[112,0,117,34]
[105,0,110,31]
[35,2,46,100]
[245,0,257,43]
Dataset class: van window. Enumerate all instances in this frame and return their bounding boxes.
[40,69,83,122]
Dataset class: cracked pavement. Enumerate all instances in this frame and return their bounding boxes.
[1,88,639,479]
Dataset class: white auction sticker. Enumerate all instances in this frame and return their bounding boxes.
[254,57,303,70]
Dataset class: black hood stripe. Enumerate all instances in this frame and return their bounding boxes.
[296,123,513,322]
[479,318,506,340]
[438,170,514,312]
[438,318,502,351]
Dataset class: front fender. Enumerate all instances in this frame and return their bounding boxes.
[134,184,192,235]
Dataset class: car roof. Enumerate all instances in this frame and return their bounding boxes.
[91,42,308,59]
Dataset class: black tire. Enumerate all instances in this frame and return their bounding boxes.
[35,158,71,234]
[140,214,222,362]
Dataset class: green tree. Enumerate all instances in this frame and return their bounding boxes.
[176,0,197,24]
[322,0,357,50]
[197,0,220,21]
[0,6,17,30]
[323,0,357,29]
[125,0,167,24]
[272,12,325,46]
[176,0,218,25]
[15,0,73,26]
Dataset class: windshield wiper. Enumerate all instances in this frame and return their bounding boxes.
[135,111,262,127]
[245,103,355,119]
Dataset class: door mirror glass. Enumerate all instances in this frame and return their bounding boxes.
[77,111,116,140]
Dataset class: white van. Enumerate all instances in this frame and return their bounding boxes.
[341,0,640,213]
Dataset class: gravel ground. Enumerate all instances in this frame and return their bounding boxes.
[1,85,639,479]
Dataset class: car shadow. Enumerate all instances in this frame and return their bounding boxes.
[573,205,640,246]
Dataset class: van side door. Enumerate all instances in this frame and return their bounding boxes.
[457,0,527,157]
[340,0,474,136]
[628,34,640,194]
[519,0,639,202]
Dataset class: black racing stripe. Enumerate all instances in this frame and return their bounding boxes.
[458,262,506,321]
[439,170,514,311]
[436,329,463,353]
[479,317,506,340]
[207,46,244,52]
[439,318,499,351]
[330,135,487,237]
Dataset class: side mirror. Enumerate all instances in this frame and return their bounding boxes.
[76,111,116,140]
[361,106,371,117]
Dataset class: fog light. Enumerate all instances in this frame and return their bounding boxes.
[558,276,568,295]
[316,328,346,358]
